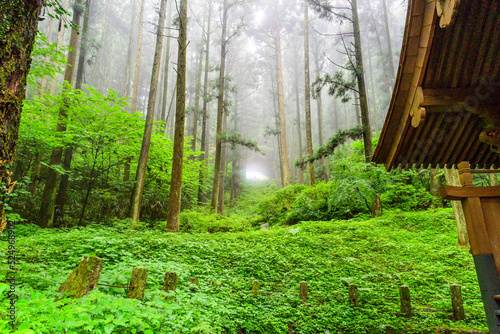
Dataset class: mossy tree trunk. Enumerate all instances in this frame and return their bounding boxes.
[54,0,92,226]
[274,0,290,187]
[294,52,305,185]
[58,255,103,298]
[211,0,228,212]
[165,0,188,232]
[351,0,373,162]
[197,0,212,204]
[0,0,43,231]
[129,0,168,226]
[37,0,83,228]
[303,1,315,186]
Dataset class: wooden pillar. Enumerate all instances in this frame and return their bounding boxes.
[127,267,148,301]
[300,282,308,303]
[252,280,260,296]
[399,285,412,317]
[163,272,178,300]
[348,283,359,307]
[441,162,500,333]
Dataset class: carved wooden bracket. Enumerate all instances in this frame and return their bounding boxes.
[410,87,426,128]
[436,0,461,28]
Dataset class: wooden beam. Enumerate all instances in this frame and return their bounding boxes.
[440,185,500,200]
[420,88,500,107]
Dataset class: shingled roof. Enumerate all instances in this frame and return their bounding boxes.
[372,0,500,170]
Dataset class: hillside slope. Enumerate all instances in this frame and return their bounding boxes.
[0,209,488,333]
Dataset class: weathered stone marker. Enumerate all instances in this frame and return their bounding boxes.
[126,267,148,301]
[300,281,308,303]
[348,283,359,307]
[163,272,178,300]
[252,280,260,296]
[399,285,412,317]
[450,284,465,320]
[58,255,103,298]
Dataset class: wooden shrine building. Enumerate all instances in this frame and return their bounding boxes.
[373,0,500,331]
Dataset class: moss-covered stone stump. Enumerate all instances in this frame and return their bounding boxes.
[163,272,178,300]
[58,255,103,298]
[126,267,148,301]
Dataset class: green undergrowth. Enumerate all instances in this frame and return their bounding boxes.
[0,209,488,333]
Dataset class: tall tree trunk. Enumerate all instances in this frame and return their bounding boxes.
[198,0,212,203]
[381,0,395,80]
[160,0,173,124]
[294,56,304,185]
[131,0,146,113]
[211,0,228,212]
[54,0,92,226]
[312,37,328,181]
[122,0,139,182]
[275,17,290,187]
[38,0,83,228]
[93,0,112,92]
[129,0,167,226]
[444,168,469,246]
[429,169,440,197]
[165,0,188,232]
[191,24,206,153]
[303,2,315,186]
[366,45,379,133]
[366,0,394,91]
[50,0,70,95]
[124,0,138,100]
[352,0,373,162]
[218,107,228,214]
[0,0,42,231]
[289,121,296,185]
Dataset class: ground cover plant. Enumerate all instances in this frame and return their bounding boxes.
[0,204,488,333]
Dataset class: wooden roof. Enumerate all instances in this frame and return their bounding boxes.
[373,0,500,170]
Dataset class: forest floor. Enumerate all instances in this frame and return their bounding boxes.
[0,182,490,333]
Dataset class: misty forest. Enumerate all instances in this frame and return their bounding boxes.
[0,0,496,333]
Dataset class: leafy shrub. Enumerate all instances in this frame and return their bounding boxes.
[256,184,307,225]
[178,210,251,233]
[285,182,332,224]
[381,183,436,211]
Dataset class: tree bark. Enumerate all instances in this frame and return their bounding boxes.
[218,105,228,214]
[294,54,304,185]
[191,22,206,154]
[131,0,146,113]
[303,2,315,186]
[38,0,83,228]
[50,0,71,95]
[124,0,138,100]
[381,0,395,80]
[274,4,290,187]
[352,0,373,162]
[444,168,469,246]
[211,0,228,212]
[165,0,188,232]
[197,0,212,204]
[129,0,167,226]
[54,0,92,226]
[160,0,173,125]
[0,0,43,231]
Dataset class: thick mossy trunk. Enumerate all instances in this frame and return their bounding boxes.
[58,255,103,298]
[165,0,187,232]
[0,1,43,231]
